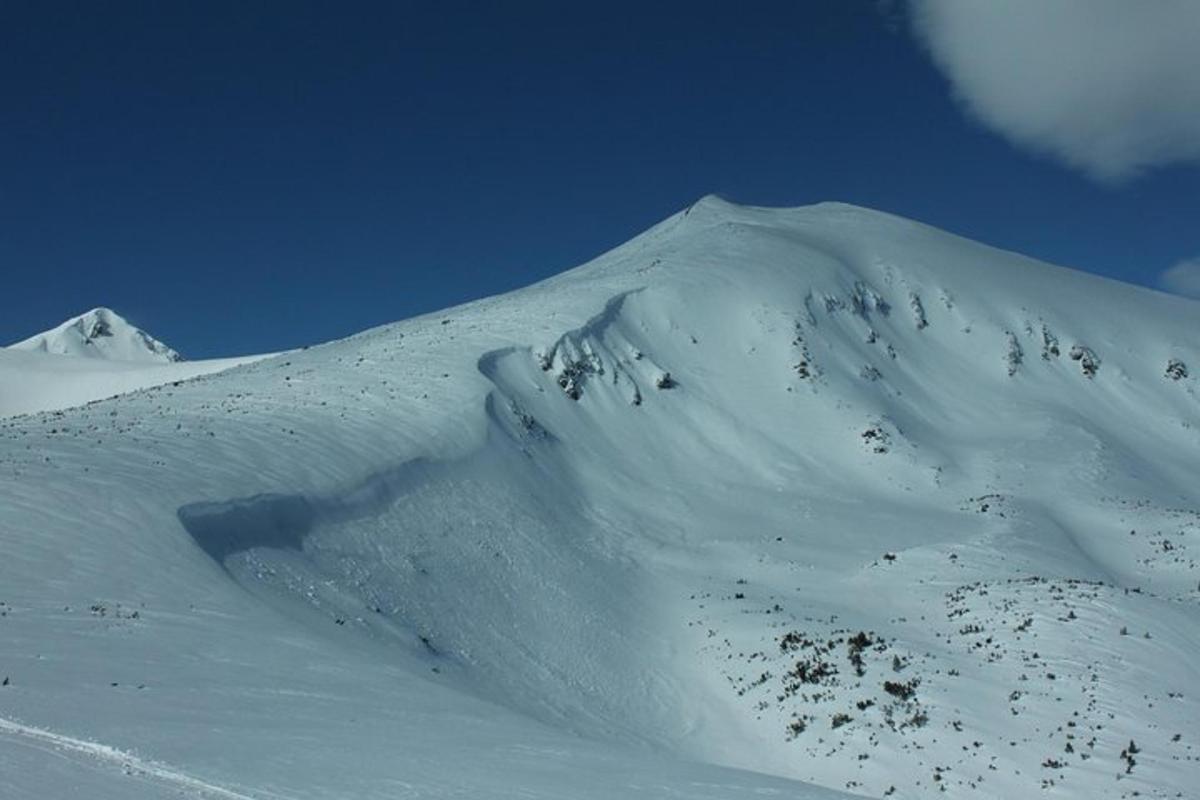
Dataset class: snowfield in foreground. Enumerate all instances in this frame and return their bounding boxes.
[2,197,1198,799]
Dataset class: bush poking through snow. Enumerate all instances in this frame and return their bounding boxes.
[786,718,807,739]
[1166,359,1188,380]
[883,678,919,701]
[861,423,890,453]
[1120,740,1140,773]
[1005,331,1023,377]
[847,631,873,676]
[909,292,928,330]
[1068,345,1100,378]
[555,353,603,399]
[792,324,815,379]
[1041,325,1060,359]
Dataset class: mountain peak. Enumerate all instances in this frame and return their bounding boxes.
[7,307,183,363]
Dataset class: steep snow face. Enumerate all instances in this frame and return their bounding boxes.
[8,307,182,363]
[3,197,1200,800]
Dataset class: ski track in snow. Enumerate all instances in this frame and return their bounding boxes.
[0,716,279,800]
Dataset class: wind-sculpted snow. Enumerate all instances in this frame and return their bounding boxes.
[175,359,691,745]
[3,197,1200,798]
[179,457,442,561]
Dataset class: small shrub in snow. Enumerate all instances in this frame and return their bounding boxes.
[861,424,890,453]
[883,678,919,700]
[1166,359,1188,380]
[1004,331,1023,377]
[779,631,808,652]
[847,631,873,675]
[556,353,603,399]
[655,372,676,390]
[1041,325,1060,359]
[1068,345,1099,378]
[792,325,815,378]
[1120,740,1139,773]
[909,292,928,330]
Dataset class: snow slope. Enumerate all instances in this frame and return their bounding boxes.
[0,349,268,417]
[2,197,1199,799]
[9,307,183,363]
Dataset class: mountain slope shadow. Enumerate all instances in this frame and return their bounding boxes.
[172,383,685,747]
[177,456,444,563]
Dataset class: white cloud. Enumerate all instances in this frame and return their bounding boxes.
[909,0,1200,182]
[1161,257,1200,299]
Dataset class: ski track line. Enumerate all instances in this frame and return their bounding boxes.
[0,715,286,800]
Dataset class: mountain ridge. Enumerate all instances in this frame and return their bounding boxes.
[2,199,1198,799]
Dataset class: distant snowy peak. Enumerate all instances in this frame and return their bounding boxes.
[8,307,183,363]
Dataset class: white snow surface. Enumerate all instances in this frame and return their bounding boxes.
[2,197,1199,799]
[0,349,268,418]
[8,307,182,363]
[2,307,272,417]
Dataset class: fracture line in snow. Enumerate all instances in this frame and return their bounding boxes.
[0,716,277,800]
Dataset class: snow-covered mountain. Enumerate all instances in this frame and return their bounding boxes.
[2,197,1198,800]
[1,308,273,417]
[8,307,182,363]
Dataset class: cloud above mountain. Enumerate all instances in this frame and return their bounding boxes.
[908,0,1200,183]
[1160,257,1200,299]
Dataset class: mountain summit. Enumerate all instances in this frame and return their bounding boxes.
[7,307,182,363]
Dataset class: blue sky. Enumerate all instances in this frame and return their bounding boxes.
[3,1,1198,357]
